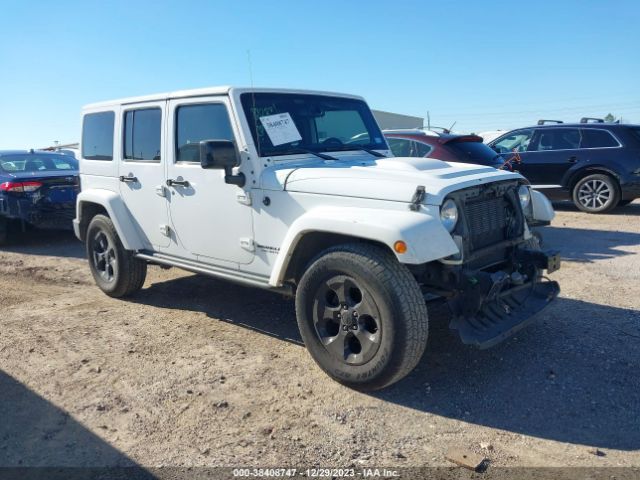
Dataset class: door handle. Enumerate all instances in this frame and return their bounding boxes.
[568,156,578,163]
[166,178,190,188]
[119,175,138,183]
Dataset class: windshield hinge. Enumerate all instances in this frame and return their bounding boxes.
[409,185,426,211]
[239,237,255,252]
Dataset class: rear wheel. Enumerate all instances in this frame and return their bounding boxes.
[295,243,428,391]
[572,173,620,213]
[86,214,147,297]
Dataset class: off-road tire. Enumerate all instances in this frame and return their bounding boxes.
[86,214,147,297]
[295,243,428,391]
[572,173,620,213]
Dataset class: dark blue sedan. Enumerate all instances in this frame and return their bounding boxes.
[0,150,79,244]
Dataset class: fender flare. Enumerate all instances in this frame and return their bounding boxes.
[75,189,149,251]
[268,205,459,286]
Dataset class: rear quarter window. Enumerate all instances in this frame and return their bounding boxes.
[581,129,620,148]
[82,111,115,160]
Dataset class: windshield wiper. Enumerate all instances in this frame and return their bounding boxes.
[329,145,387,158]
[284,148,339,160]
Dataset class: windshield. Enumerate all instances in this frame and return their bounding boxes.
[445,141,502,166]
[0,154,78,173]
[240,93,387,157]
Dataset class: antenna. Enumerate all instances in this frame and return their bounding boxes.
[448,121,456,132]
[247,49,255,90]
[247,50,261,157]
[427,111,431,130]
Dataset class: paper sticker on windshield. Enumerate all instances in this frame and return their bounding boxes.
[259,112,302,146]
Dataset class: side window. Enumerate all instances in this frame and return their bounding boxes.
[82,111,115,160]
[176,104,234,162]
[532,128,581,151]
[413,141,433,157]
[123,108,162,161]
[387,138,412,157]
[51,156,78,170]
[581,129,619,148]
[493,129,533,153]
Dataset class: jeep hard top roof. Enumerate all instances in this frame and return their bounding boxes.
[82,86,366,110]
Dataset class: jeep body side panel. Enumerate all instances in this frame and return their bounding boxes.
[74,188,149,251]
[268,205,459,286]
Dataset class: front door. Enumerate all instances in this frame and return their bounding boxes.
[166,97,254,264]
[492,128,534,176]
[118,102,171,249]
[520,127,581,186]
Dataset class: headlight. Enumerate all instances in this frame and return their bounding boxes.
[440,199,459,233]
[518,185,531,209]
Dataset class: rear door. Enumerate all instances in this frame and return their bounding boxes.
[520,128,581,186]
[118,102,171,248]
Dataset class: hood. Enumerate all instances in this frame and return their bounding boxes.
[260,154,521,205]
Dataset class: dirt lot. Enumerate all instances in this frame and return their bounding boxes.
[1,202,639,473]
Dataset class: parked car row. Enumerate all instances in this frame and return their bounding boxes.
[384,120,640,214]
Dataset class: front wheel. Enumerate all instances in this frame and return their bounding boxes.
[295,243,429,391]
[572,173,620,213]
[86,214,147,297]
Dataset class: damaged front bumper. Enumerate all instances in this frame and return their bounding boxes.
[418,247,561,349]
[450,277,559,349]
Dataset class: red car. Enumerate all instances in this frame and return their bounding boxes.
[384,129,510,169]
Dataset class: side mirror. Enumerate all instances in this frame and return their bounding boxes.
[199,139,245,187]
[199,139,239,169]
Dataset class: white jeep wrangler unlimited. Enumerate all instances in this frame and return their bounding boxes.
[75,87,560,390]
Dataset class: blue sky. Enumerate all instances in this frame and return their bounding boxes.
[1,0,639,148]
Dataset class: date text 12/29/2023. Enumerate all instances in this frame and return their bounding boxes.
[232,468,400,477]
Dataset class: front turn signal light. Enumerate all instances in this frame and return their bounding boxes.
[394,241,408,254]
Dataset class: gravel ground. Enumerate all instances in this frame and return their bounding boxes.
[0,201,639,474]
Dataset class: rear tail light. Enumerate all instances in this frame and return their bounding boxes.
[0,181,43,192]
